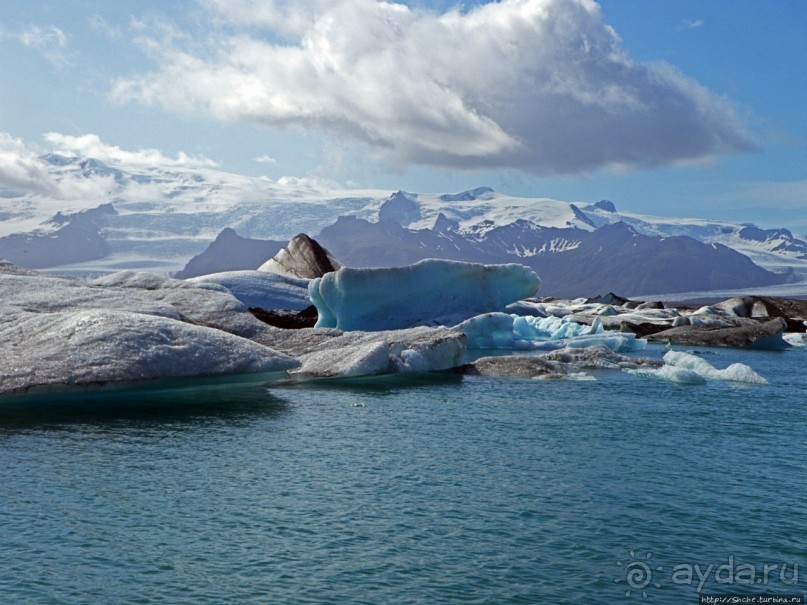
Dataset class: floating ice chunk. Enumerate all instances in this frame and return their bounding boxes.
[782,333,805,348]
[309,259,540,331]
[504,301,547,317]
[454,312,644,352]
[626,366,707,385]
[459,313,517,349]
[0,309,298,395]
[189,270,310,310]
[292,341,392,378]
[688,316,735,328]
[466,345,660,379]
[529,332,646,352]
[663,351,768,384]
[627,351,767,385]
[565,372,597,381]
[288,326,466,378]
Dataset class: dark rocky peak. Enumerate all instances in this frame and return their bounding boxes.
[739,225,790,242]
[214,227,240,242]
[258,233,342,279]
[434,213,459,233]
[378,191,421,226]
[585,292,632,306]
[438,187,494,202]
[593,199,617,212]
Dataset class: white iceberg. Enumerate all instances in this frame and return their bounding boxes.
[309,259,541,331]
[285,327,467,378]
[0,309,298,395]
[455,312,645,352]
[782,333,805,348]
[626,350,768,385]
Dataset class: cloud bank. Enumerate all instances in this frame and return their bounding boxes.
[113,0,755,175]
[0,133,57,194]
[0,133,216,201]
[43,133,217,168]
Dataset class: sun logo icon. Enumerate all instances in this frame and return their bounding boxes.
[614,550,663,599]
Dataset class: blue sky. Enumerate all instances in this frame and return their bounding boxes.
[1,0,805,231]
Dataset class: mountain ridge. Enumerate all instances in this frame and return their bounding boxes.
[0,154,804,296]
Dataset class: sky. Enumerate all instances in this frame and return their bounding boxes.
[1,0,805,231]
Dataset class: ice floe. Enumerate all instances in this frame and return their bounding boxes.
[0,309,298,395]
[0,263,472,392]
[288,327,466,378]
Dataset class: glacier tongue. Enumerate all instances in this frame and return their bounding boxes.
[309,259,541,331]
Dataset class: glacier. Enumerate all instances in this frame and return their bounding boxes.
[309,259,541,331]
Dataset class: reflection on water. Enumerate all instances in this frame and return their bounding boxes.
[0,382,290,433]
[268,369,465,395]
[0,370,466,431]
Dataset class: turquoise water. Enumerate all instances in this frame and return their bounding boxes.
[1,345,805,604]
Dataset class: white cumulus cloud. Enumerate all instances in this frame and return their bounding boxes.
[112,0,755,175]
[0,133,57,194]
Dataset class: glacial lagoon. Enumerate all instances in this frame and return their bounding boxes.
[1,345,805,604]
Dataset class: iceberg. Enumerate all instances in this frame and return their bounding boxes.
[309,259,541,331]
[626,351,768,385]
[0,263,475,390]
[454,312,645,352]
[0,309,298,396]
[0,267,302,395]
[288,327,466,378]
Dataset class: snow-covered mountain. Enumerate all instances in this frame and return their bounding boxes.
[1,153,806,296]
[315,217,788,298]
[579,201,807,273]
[0,154,387,273]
